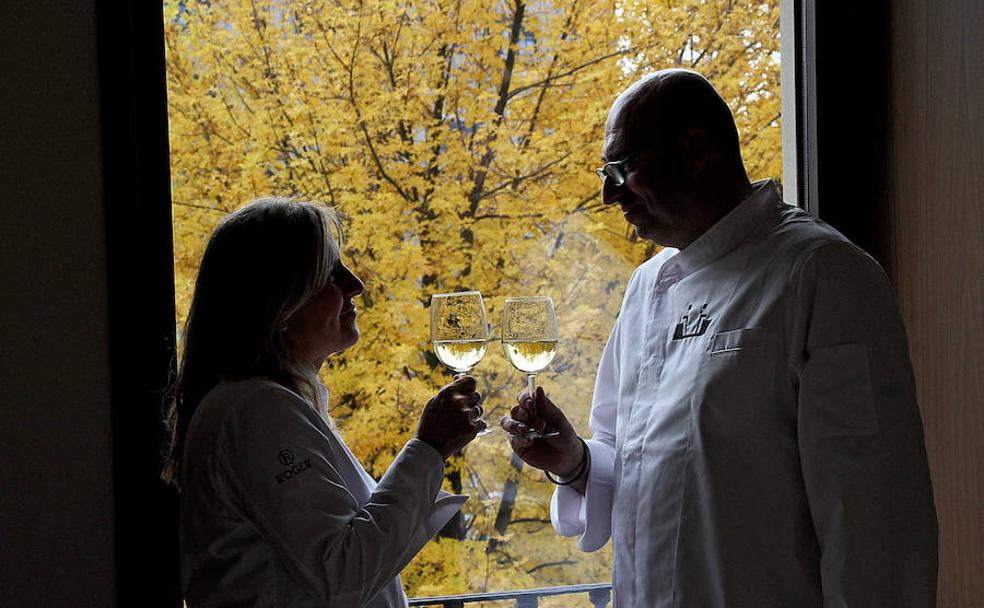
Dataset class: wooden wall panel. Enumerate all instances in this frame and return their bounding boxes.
[888,0,984,605]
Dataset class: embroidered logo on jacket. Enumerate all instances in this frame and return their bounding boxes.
[672,303,712,340]
[279,449,295,465]
[275,448,312,484]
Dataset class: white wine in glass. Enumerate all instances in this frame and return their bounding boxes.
[433,340,488,373]
[430,290,492,436]
[501,340,558,375]
[502,296,559,439]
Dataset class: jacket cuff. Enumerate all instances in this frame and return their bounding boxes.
[550,438,615,551]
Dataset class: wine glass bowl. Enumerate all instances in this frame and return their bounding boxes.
[430,291,489,373]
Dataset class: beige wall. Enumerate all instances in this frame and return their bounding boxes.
[888,1,984,605]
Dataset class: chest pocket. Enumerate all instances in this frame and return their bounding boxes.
[709,326,769,355]
[698,327,777,433]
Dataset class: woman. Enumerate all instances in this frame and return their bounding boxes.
[162,197,484,607]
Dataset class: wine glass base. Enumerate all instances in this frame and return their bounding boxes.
[474,425,494,437]
[507,429,560,440]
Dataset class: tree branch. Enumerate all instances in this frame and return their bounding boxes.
[360,121,412,202]
[526,560,577,574]
[573,190,601,211]
[507,517,551,526]
[465,0,525,217]
[472,212,543,221]
[478,153,571,201]
[173,201,233,215]
[504,42,657,102]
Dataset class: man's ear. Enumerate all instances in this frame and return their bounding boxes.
[679,127,711,178]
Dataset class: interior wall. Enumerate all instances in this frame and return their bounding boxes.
[887,1,984,605]
[0,2,115,606]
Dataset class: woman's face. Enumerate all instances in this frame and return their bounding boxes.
[284,261,365,367]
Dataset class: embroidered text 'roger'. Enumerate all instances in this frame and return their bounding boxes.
[275,448,312,484]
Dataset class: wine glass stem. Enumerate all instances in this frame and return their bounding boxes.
[527,373,536,397]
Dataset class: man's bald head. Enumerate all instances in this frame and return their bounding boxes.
[608,69,744,171]
[600,69,753,248]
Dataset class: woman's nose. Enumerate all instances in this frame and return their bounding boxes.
[344,268,365,297]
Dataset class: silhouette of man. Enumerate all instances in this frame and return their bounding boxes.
[502,69,938,607]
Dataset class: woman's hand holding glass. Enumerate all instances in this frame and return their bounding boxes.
[416,375,486,460]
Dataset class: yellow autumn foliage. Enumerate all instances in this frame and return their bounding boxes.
[164,0,781,599]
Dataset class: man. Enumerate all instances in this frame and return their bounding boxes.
[501,69,938,606]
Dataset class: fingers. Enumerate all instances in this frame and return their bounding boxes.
[510,394,535,423]
[507,426,534,452]
[441,389,479,404]
[503,417,533,450]
[442,376,480,402]
[445,378,482,431]
[510,434,533,451]
[437,377,482,414]
[500,415,529,435]
[449,374,477,393]
[419,376,487,458]
[500,416,536,453]
[532,387,570,430]
[512,392,548,432]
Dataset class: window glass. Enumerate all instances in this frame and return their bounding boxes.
[164,0,781,600]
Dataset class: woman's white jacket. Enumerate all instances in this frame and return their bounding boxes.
[180,378,466,607]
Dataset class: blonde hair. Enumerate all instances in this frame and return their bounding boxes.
[162,197,343,489]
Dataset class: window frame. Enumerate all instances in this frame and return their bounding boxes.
[106,2,831,604]
[781,0,815,212]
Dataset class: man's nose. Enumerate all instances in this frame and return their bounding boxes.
[601,176,623,206]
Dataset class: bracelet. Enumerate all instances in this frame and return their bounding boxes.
[545,437,590,486]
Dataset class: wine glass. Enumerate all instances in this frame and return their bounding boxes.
[430,291,492,436]
[502,296,559,439]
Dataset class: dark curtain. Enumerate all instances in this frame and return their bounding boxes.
[96,2,181,605]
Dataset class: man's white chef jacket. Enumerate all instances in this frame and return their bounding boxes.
[181,378,466,607]
[552,180,938,606]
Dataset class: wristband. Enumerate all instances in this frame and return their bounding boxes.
[545,437,590,486]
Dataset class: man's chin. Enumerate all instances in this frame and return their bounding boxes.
[629,217,674,245]
[632,223,659,242]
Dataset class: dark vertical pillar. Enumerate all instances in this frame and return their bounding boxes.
[812,1,892,264]
[95,2,180,606]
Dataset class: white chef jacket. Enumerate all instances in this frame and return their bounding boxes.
[180,378,467,608]
[552,180,938,607]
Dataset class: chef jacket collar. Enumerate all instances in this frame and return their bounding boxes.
[662,179,782,278]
